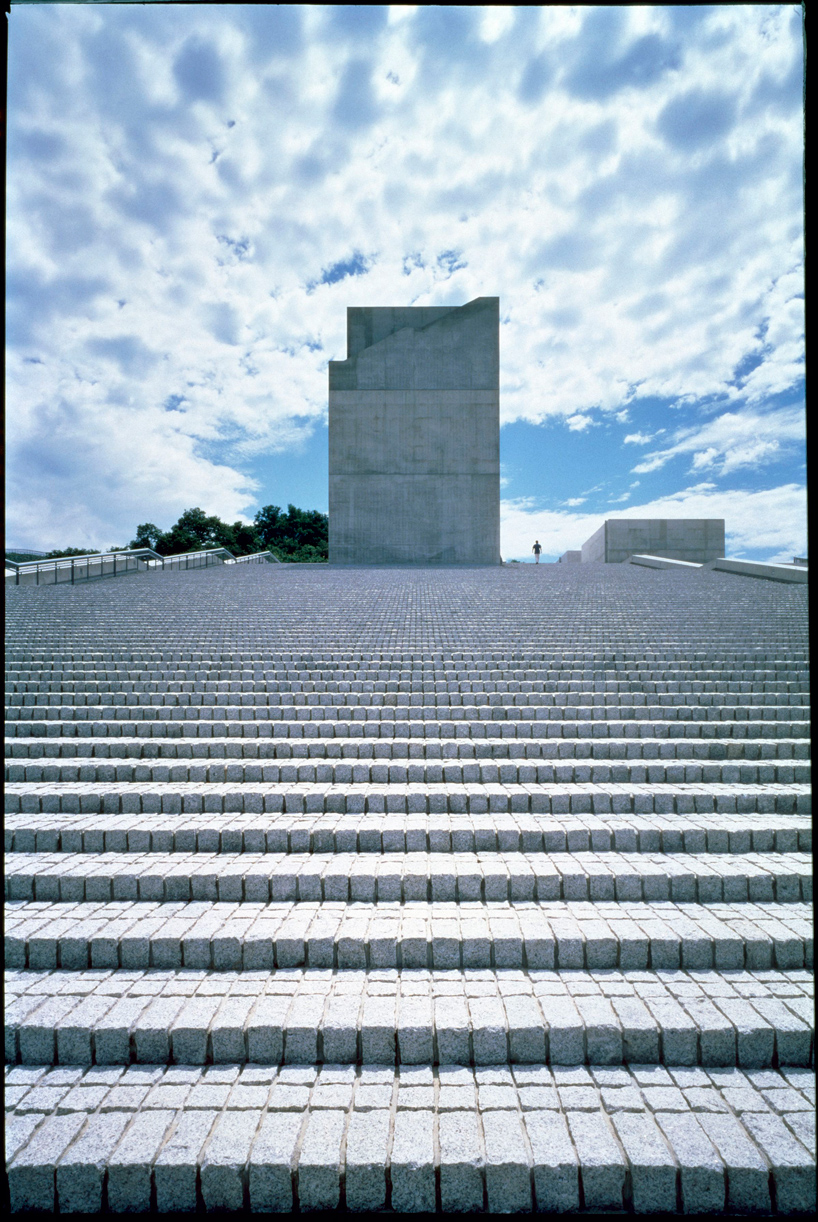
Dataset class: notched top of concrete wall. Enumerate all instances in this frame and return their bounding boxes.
[329,297,499,392]
[580,519,725,564]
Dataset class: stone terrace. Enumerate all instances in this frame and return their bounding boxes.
[4,562,814,1213]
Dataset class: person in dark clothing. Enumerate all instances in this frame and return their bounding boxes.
[532,540,542,563]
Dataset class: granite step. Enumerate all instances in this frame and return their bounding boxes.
[7,652,809,666]
[6,1062,815,1214]
[6,564,811,1213]
[7,698,808,723]
[8,685,809,705]
[4,968,814,1069]
[7,713,811,733]
[7,757,811,786]
[7,732,811,760]
[5,899,813,973]
[5,851,813,906]
[6,810,810,855]
[5,781,811,819]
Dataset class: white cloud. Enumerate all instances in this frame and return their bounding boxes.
[479,7,516,44]
[5,3,805,548]
[623,431,654,445]
[501,481,807,562]
[630,406,803,476]
[565,414,595,431]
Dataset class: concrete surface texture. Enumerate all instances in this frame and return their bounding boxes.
[629,555,708,570]
[711,557,809,584]
[328,298,501,565]
[4,561,815,1214]
[558,551,582,564]
[581,519,725,564]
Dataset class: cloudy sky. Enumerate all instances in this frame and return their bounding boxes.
[7,3,805,561]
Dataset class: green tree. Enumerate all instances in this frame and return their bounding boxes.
[253,503,328,561]
[125,503,327,562]
[129,524,163,549]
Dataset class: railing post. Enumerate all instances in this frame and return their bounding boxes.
[71,559,75,585]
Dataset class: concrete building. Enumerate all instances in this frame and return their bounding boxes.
[580,518,725,564]
[328,297,500,564]
[558,550,581,563]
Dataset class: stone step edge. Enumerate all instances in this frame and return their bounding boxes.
[7,689,811,704]
[7,762,811,784]
[5,899,813,974]
[5,814,810,857]
[6,649,811,660]
[5,851,812,907]
[7,733,812,755]
[5,981,814,1071]
[6,1067,815,1215]
[5,781,811,818]
[7,646,810,655]
[7,698,811,713]
[7,719,810,738]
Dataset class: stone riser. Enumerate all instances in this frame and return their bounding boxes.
[6,565,812,1213]
[8,679,810,695]
[7,698,811,713]
[6,813,810,855]
[6,900,813,973]
[7,734,811,761]
[5,971,813,1069]
[7,1063,815,1215]
[6,650,810,662]
[6,852,813,906]
[8,759,811,786]
[5,782,811,818]
[7,717,808,739]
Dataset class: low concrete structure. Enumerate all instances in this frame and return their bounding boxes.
[628,553,809,584]
[711,557,808,583]
[581,519,724,564]
[558,550,581,563]
[328,298,500,565]
[628,554,703,570]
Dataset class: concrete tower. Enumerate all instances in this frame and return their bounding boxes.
[328,297,500,564]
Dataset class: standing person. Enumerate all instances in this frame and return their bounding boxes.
[532,540,542,564]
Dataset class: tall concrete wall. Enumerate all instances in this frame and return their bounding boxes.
[580,519,725,564]
[580,525,605,563]
[328,298,500,564]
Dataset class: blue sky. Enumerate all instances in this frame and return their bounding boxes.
[6,4,805,561]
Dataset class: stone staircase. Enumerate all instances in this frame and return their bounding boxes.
[5,562,814,1213]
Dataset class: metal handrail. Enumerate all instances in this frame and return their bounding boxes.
[6,545,281,586]
[224,550,282,565]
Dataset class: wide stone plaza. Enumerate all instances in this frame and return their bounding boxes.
[4,559,813,1213]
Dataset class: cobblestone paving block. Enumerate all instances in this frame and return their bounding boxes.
[5,563,812,1215]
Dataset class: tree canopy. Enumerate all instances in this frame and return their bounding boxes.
[129,504,328,562]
